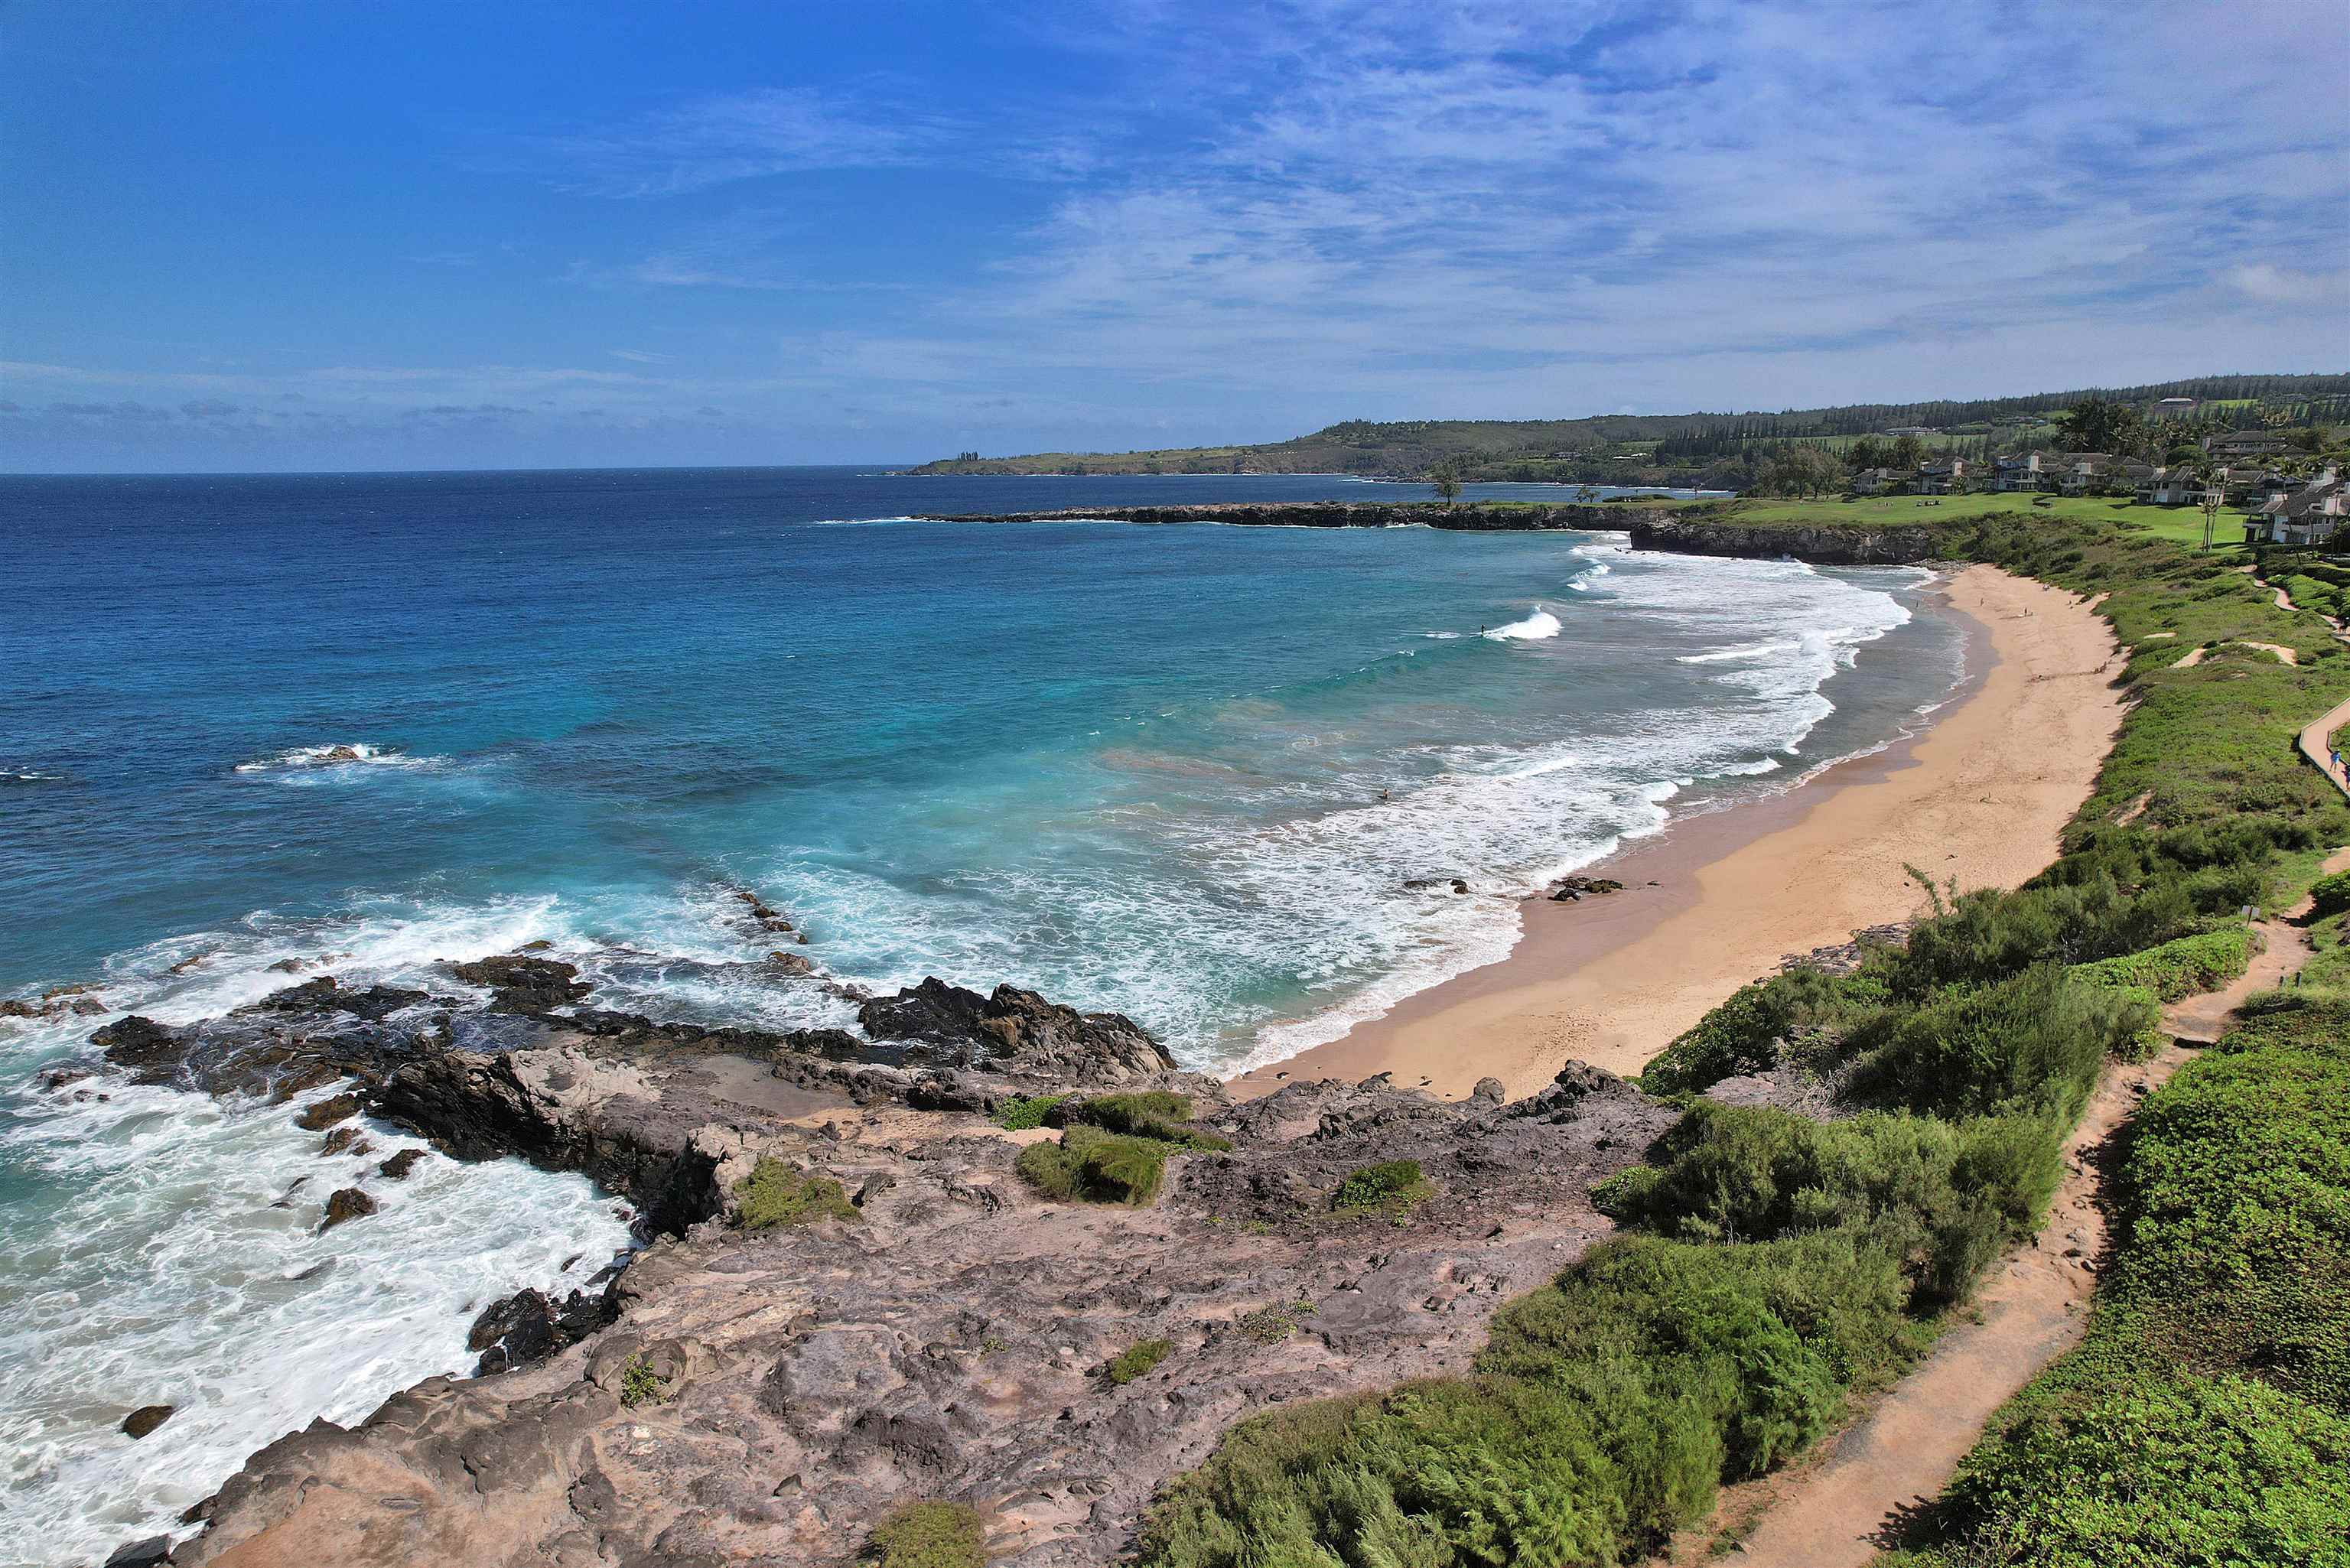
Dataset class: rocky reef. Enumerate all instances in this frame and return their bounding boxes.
[64,948,1675,1566]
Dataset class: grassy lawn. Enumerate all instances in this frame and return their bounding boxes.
[1708,493,2251,551]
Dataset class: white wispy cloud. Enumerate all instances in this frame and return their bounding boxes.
[506,85,962,198]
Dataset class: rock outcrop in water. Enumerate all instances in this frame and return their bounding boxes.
[69,948,1676,1566]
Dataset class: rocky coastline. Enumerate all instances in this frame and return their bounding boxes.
[910,502,1956,565]
[914,500,1660,532]
[59,936,1691,1567]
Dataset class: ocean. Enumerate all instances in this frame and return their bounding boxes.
[0,467,1966,1561]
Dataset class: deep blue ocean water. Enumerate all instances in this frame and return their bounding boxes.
[0,467,1964,1560]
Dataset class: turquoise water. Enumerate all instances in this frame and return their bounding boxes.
[0,468,1963,1559]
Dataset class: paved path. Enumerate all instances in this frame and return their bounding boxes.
[2296,692,2350,802]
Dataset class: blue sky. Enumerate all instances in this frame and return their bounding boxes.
[4,0,2346,472]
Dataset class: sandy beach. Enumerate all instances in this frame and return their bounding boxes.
[1233,564,2125,1101]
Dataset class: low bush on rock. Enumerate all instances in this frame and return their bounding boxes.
[1063,1091,1232,1150]
[1015,1125,1179,1205]
[734,1158,859,1229]
[864,1500,988,1567]
[1640,968,1885,1094]
[1105,1338,1174,1385]
[1235,1300,1317,1343]
[990,1091,1067,1130]
[1330,1158,1432,1218]
[618,1352,669,1409]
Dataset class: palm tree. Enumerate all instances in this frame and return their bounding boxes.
[1430,458,1463,505]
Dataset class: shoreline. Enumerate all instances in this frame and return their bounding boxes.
[1230,564,2124,1101]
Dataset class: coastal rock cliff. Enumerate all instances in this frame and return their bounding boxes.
[1626,515,1951,564]
[83,955,1673,1566]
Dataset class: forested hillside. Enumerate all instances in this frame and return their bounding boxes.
[910,373,2350,488]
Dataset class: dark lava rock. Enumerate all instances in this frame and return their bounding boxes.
[767,951,817,976]
[295,1092,361,1131]
[121,1404,175,1440]
[92,1016,186,1085]
[319,1188,378,1231]
[1551,875,1624,900]
[321,1127,369,1157]
[858,977,989,1042]
[240,976,431,1022]
[467,1285,617,1376]
[448,955,591,1015]
[378,1149,426,1180]
[103,1537,171,1568]
[861,979,1175,1085]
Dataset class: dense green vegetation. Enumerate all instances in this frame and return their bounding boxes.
[734,1157,860,1228]
[864,1501,990,1568]
[2068,925,2254,1000]
[910,374,2350,487]
[1135,509,2350,1568]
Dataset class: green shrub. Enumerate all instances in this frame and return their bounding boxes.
[1850,966,2150,1121]
[2311,870,2350,919]
[1235,1300,1317,1342]
[2070,923,2254,1000]
[1592,1102,2057,1309]
[1014,1124,1179,1205]
[1641,968,1886,1094]
[618,1352,668,1408]
[1331,1159,1432,1217]
[991,1092,1067,1130]
[734,1157,860,1228]
[1105,1337,1174,1384]
[1918,1354,2350,1568]
[1063,1091,1232,1151]
[864,1500,988,1567]
[2104,993,2350,1407]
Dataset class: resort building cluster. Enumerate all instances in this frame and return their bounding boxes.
[1854,426,2342,548]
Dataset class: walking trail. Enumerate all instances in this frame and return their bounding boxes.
[1715,844,2349,1567]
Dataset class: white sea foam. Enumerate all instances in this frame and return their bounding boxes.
[1483,607,1561,640]
[0,902,640,1563]
[232,743,438,774]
